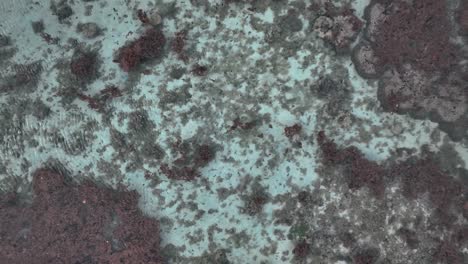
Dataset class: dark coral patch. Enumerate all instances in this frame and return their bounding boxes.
[351,40,385,79]
[432,241,463,264]
[318,131,468,208]
[160,143,215,181]
[458,1,468,34]
[363,0,457,73]
[194,144,215,166]
[115,28,166,72]
[314,7,363,52]
[317,131,385,198]
[192,64,208,76]
[292,240,310,259]
[160,164,199,181]
[0,168,162,263]
[284,124,302,139]
[390,158,463,211]
[352,247,380,264]
[70,50,99,80]
[137,9,150,24]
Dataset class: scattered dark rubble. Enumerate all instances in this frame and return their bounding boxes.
[160,141,216,181]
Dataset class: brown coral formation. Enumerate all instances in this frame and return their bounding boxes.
[0,169,162,263]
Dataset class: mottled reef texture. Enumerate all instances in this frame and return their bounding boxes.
[0,169,162,263]
[282,132,468,263]
[351,0,468,141]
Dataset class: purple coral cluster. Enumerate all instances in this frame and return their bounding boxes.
[351,0,468,140]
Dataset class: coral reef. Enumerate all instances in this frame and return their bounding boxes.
[76,85,122,111]
[284,124,302,141]
[0,168,162,263]
[115,28,166,72]
[50,1,73,23]
[317,131,385,198]
[2,0,468,262]
[351,0,468,140]
[362,0,457,73]
[171,30,188,61]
